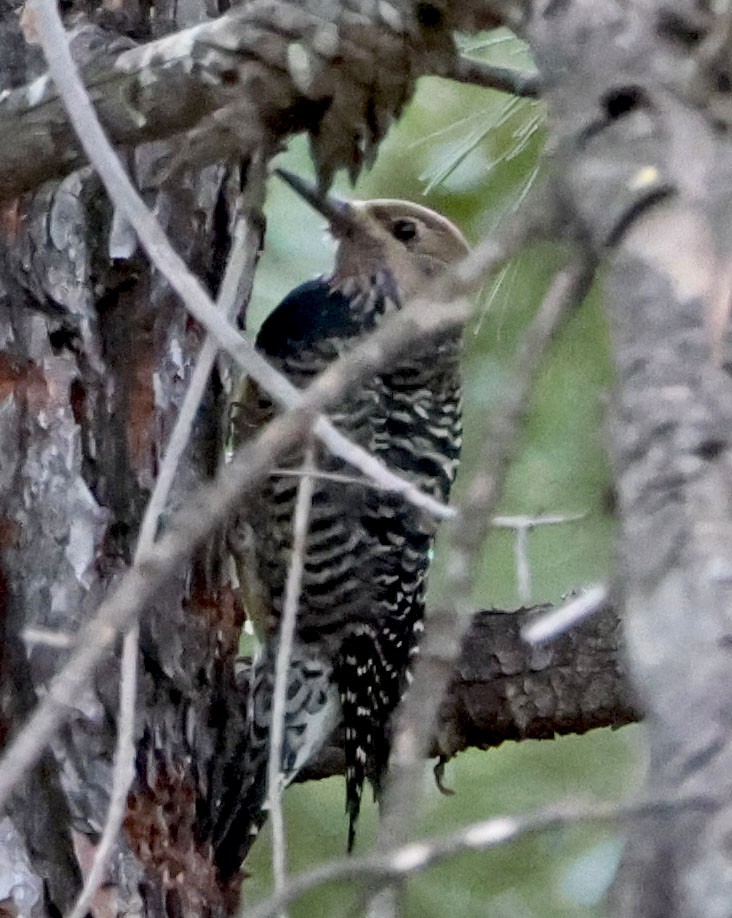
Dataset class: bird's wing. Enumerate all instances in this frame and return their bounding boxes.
[235,279,383,641]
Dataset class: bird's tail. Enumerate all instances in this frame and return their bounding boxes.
[336,624,409,852]
[213,644,339,877]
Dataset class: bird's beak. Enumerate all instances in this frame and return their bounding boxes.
[275,169,357,237]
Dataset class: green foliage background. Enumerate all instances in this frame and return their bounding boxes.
[241,31,643,917]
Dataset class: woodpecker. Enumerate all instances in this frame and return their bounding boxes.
[216,170,468,876]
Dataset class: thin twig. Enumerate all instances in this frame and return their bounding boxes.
[271,468,380,488]
[66,625,138,918]
[21,628,75,649]
[26,0,451,524]
[491,512,587,528]
[522,583,609,645]
[268,443,316,908]
[243,793,709,918]
[491,512,587,604]
[446,56,541,98]
[514,525,531,603]
[377,261,597,858]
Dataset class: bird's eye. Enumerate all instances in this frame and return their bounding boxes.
[391,219,418,243]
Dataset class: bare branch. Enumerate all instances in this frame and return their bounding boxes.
[491,512,587,528]
[445,56,541,98]
[268,443,316,901]
[0,0,516,202]
[20,629,76,650]
[522,584,610,645]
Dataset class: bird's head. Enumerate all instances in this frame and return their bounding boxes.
[276,169,469,302]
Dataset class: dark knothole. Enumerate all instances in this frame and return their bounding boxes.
[694,439,726,461]
[717,71,732,94]
[219,68,238,86]
[416,2,444,29]
[602,86,645,121]
[69,379,86,429]
[48,324,81,354]
[657,9,705,47]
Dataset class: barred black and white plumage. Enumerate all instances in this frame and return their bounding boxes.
[215,172,468,876]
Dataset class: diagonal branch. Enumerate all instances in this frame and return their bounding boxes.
[268,443,316,899]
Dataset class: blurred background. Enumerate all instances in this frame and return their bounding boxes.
[241,28,644,918]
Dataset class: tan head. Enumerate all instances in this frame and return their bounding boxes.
[276,170,469,301]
